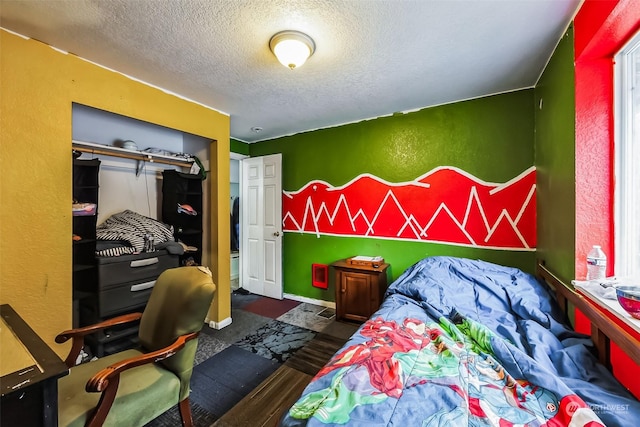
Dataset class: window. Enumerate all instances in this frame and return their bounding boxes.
[615,31,640,279]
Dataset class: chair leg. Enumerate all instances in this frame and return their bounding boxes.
[178,397,193,427]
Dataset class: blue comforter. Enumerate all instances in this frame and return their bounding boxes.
[281,257,640,426]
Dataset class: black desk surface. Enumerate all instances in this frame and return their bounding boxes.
[1,304,69,427]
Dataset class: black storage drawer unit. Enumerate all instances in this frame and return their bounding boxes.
[99,280,156,317]
[97,251,178,289]
[81,250,179,357]
[96,251,178,317]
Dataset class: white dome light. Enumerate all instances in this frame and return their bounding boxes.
[269,30,315,70]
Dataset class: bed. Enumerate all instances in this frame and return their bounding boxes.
[280,256,640,426]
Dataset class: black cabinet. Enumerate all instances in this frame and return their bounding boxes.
[162,170,203,265]
[72,159,100,325]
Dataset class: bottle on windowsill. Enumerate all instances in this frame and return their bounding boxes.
[586,245,607,281]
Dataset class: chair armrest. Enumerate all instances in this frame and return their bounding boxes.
[82,331,199,427]
[55,312,143,368]
[86,331,199,392]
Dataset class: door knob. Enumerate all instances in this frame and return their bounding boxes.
[273,231,280,237]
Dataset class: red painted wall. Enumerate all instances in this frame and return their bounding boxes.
[574,0,640,398]
[575,0,640,277]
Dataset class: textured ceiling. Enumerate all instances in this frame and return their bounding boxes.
[0,0,581,143]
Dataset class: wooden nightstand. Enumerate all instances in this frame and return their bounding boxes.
[331,259,390,323]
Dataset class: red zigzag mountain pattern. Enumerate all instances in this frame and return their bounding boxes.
[283,166,536,251]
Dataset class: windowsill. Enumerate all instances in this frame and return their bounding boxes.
[572,280,640,336]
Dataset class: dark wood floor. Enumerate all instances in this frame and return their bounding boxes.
[212,320,359,427]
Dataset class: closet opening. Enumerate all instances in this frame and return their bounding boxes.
[230,153,247,291]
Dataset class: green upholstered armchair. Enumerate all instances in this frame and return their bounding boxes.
[55,266,216,427]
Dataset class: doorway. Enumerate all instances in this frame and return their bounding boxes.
[240,154,283,299]
[230,154,246,290]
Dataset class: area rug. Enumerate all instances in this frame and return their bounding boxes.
[276,302,335,332]
[190,345,281,418]
[145,345,280,427]
[212,323,359,427]
[234,319,316,363]
[144,401,217,427]
[144,293,325,427]
[241,296,301,318]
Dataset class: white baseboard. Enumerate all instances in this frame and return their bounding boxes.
[205,316,232,330]
[283,293,336,309]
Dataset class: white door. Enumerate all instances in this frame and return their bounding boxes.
[241,154,283,299]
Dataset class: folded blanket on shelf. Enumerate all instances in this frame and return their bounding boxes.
[96,210,174,256]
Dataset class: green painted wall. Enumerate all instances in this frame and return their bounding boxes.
[231,138,250,155]
[534,26,576,283]
[250,91,536,301]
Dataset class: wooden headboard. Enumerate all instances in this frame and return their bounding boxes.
[536,260,640,369]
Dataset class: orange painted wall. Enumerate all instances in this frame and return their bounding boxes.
[0,30,231,356]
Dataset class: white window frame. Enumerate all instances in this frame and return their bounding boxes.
[614,30,640,279]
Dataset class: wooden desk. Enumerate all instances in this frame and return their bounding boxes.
[1,304,69,427]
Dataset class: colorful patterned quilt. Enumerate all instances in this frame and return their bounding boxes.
[281,257,640,426]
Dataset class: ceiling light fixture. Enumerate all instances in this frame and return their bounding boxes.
[269,30,315,70]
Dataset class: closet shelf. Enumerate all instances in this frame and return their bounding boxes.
[72,140,194,168]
